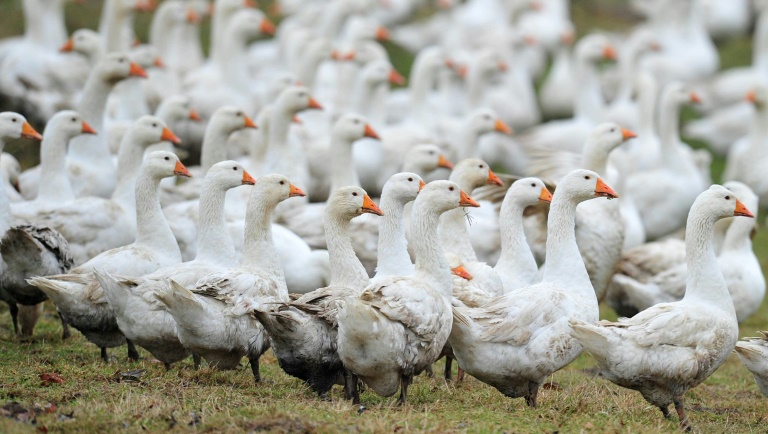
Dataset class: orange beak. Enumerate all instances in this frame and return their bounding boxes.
[134,0,156,12]
[289,184,306,197]
[292,115,302,124]
[746,90,757,103]
[451,265,473,281]
[523,35,536,46]
[438,154,454,170]
[260,19,276,35]
[331,50,356,61]
[560,32,575,45]
[375,26,390,41]
[595,178,619,199]
[494,119,512,135]
[361,194,384,216]
[497,61,508,72]
[363,124,380,140]
[388,69,406,86]
[153,57,165,68]
[539,187,553,203]
[173,160,191,177]
[419,180,426,191]
[459,190,480,207]
[21,122,42,140]
[60,38,74,52]
[241,170,256,185]
[161,127,181,145]
[307,97,323,110]
[186,8,199,23]
[188,110,201,121]
[456,64,468,79]
[487,169,503,186]
[689,92,702,104]
[445,58,455,69]
[734,199,754,218]
[129,62,148,78]
[602,45,617,61]
[243,116,257,129]
[621,128,637,140]
[529,0,542,10]
[243,0,256,7]
[81,121,97,135]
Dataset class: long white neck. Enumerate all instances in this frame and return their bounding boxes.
[0,139,11,235]
[658,96,685,167]
[755,8,768,72]
[580,141,610,176]
[682,203,735,313]
[296,50,326,92]
[71,74,114,162]
[201,124,233,173]
[100,0,132,53]
[37,128,75,204]
[542,193,592,291]
[747,104,768,157]
[113,78,150,121]
[456,122,481,161]
[411,200,452,297]
[637,75,657,138]
[133,171,181,260]
[438,174,479,263]
[220,30,252,93]
[613,42,642,102]
[210,7,237,65]
[149,7,174,56]
[573,58,603,121]
[375,193,413,278]
[329,135,360,192]
[720,215,756,255]
[465,69,487,109]
[325,212,369,290]
[240,195,285,290]
[495,198,539,285]
[111,132,151,210]
[195,181,237,264]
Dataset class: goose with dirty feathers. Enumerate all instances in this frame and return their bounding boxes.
[0,112,73,338]
[250,186,383,398]
[153,174,303,382]
[449,170,618,407]
[337,180,479,404]
[735,331,768,397]
[569,185,752,431]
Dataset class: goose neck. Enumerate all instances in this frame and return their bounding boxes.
[580,141,610,176]
[495,200,538,282]
[542,194,592,290]
[70,76,114,162]
[195,182,237,264]
[149,7,173,55]
[573,59,603,121]
[720,216,756,254]
[240,196,284,286]
[658,97,684,162]
[209,5,236,65]
[637,77,657,137]
[375,194,413,277]
[329,135,360,192]
[111,131,150,210]
[201,126,233,173]
[683,205,734,310]
[0,139,11,235]
[99,0,132,53]
[219,32,251,90]
[37,128,74,203]
[456,122,480,160]
[133,171,180,259]
[325,212,369,290]
[754,9,768,71]
[747,105,768,155]
[412,200,452,297]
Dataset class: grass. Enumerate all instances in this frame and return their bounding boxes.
[1,0,768,433]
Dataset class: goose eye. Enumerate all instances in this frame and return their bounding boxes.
[584,175,590,180]
[11,118,16,123]
[72,118,76,122]
[164,156,170,161]
[152,123,157,127]
[449,186,454,191]
[479,164,484,169]
[531,183,535,187]
[428,151,435,155]
[236,111,243,117]
[352,192,358,196]
[408,177,413,182]
[725,195,730,200]
[232,167,237,171]
[610,128,615,132]
[279,180,285,185]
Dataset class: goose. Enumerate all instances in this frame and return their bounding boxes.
[59,29,104,67]
[569,185,752,431]
[0,153,23,203]
[734,331,768,397]
[18,53,149,200]
[31,158,254,362]
[625,82,710,240]
[31,116,180,264]
[250,186,382,399]
[539,30,576,119]
[152,174,303,382]
[605,182,764,323]
[11,111,96,218]
[448,169,618,406]
[337,180,479,404]
[0,112,73,338]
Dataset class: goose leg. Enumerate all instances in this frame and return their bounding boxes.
[249,356,261,384]
[444,356,453,381]
[59,312,71,340]
[100,347,109,362]
[673,396,692,431]
[658,404,671,419]
[397,374,412,406]
[164,362,171,370]
[425,364,434,378]
[457,367,465,383]
[525,382,540,408]
[192,354,201,370]
[344,370,360,404]
[126,340,140,361]
[8,302,19,335]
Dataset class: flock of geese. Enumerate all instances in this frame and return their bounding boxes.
[0,0,768,430]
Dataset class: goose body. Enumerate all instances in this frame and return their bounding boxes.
[735,331,768,397]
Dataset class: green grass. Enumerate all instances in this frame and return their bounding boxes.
[1,0,768,433]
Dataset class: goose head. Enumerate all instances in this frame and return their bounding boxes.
[97,53,148,85]
[156,95,201,124]
[745,83,768,110]
[662,82,701,107]
[265,74,300,101]
[229,8,276,41]
[693,185,755,221]
[277,86,323,113]
[474,49,508,77]
[142,151,191,180]
[555,169,619,203]
[587,122,637,154]
[360,59,405,87]
[209,106,257,136]
[131,116,181,146]
[344,16,389,43]
[128,44,164,71]
[332,114,379,142]
[251,174,306,209]
[466,109,512,136]
[45,111,97,139]
[216,0,256,19]
[575,34,616,64]
[382,172,424,205]
[451,158,503,191]
[418,180,480,214]
[0,112,42,142]
[60,29,103,61]
[404,144,454,174]
[722,181,759,219]
[506,177,553,207]
[327,186,383,220]
[446,252,473,280]
[205,160,256,190]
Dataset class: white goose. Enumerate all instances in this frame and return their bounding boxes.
[153,174,304,382]
[337,180,479,404]
[449,170,618,406]
[724,84,768,205]
[28,151,191,361]
[569,185,751,431]
[735,331,768,397]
